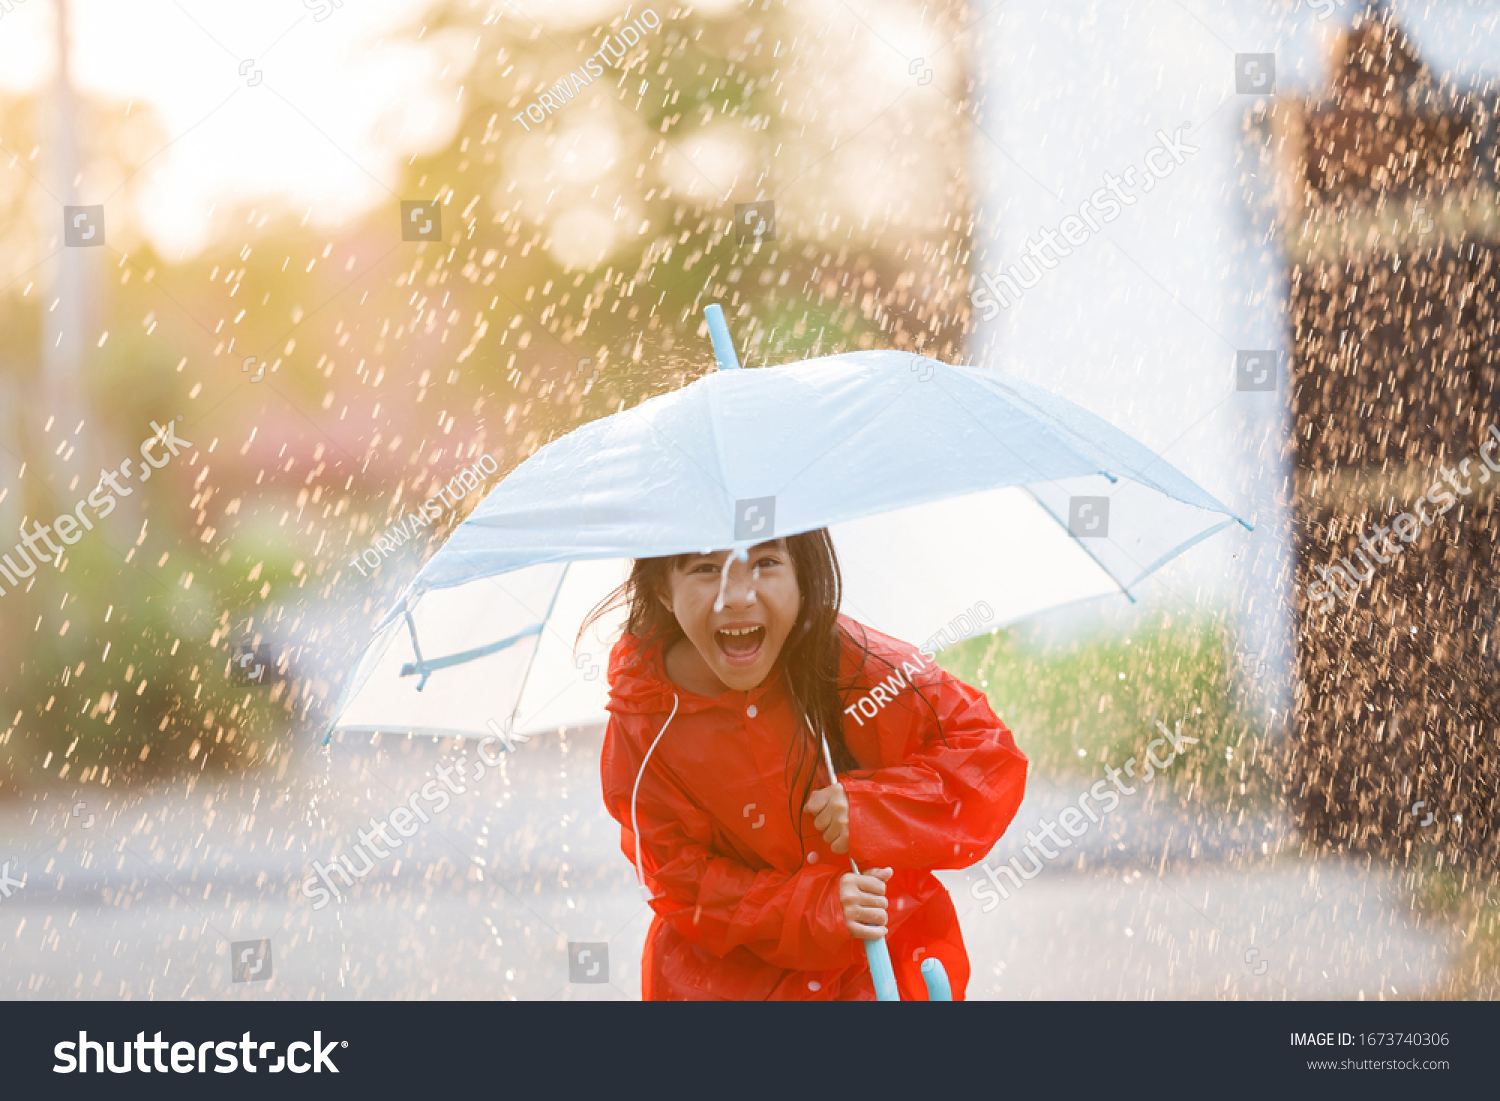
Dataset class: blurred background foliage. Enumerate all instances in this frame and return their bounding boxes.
[941,614,1276,805]
[0,0,981,793]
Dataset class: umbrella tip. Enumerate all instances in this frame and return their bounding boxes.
[704,304,741,370]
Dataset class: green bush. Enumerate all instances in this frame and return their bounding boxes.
[936,613,1277,806]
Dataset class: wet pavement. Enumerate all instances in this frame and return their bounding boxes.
[0,725,1454,1000]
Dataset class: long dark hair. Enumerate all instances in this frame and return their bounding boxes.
[581,528,885,838]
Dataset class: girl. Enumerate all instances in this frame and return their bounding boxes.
[588,528,1028,1000]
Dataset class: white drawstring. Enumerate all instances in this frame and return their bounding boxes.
[630,692,680,902]
[819,734,865,876]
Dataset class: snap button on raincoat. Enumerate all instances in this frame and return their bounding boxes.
[600,616,1028,1001]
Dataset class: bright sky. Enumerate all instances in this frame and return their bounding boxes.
[0,0,468,258]
[0,0,935,262]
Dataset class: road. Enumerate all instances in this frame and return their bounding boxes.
[0,725,1454,1000]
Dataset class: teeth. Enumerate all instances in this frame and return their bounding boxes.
[720,627,760,635]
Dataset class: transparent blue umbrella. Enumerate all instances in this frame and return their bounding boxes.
[324,305,1250,1000]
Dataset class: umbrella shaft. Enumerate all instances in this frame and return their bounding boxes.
[822,733,899,1000]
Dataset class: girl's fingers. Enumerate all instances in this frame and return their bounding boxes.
[804,783,842,815]
[805,784,846,821]
[852,874,888,896]
[846,920,887,941]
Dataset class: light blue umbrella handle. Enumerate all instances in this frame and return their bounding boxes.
[865,937,900,1002]
[704,304,741,370]
[920,957,952,1001]
[819,733,901,1001]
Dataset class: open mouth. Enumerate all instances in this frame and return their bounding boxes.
[714,625,765,665]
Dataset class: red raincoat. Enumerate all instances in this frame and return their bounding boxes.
[599,615,1028,1001]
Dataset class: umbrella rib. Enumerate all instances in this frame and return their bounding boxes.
[331,555,585,739]
[1111,518,1238,596]
[392,559,570,701]
[623,403,733,501]
[701,373,738,532]
[941,370,1112,487]
[973,370,1246,524]
[398,623,545,682]
[769,375,918,502]
[1022,486,1137,605]
[509,561,571,732]
[1101,388,1254,529]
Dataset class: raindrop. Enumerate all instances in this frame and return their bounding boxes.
[712,549,736,613]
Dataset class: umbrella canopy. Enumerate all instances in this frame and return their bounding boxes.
[327,337,1249,741]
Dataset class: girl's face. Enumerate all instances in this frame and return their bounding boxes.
[659,540,802,692]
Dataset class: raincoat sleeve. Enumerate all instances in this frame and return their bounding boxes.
[602,722,863,973]
[840,654,1028,872]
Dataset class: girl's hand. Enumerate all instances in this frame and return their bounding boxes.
[838,868,892,940]
[805,782,850,853]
